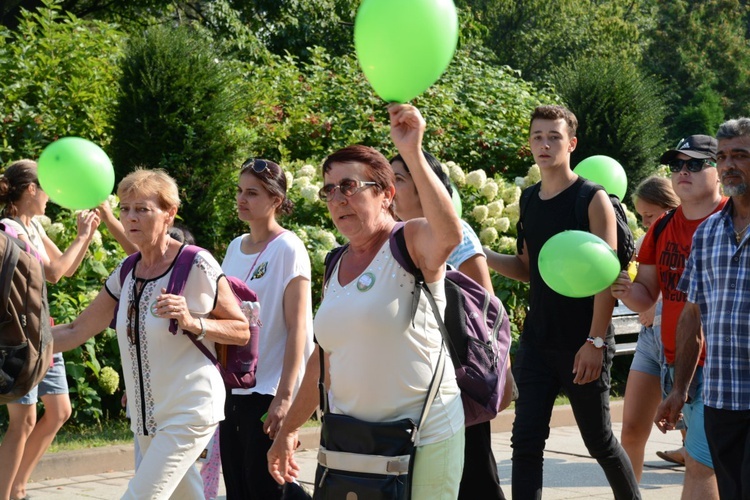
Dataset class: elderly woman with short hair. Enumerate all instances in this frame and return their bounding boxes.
[53,169,249,499]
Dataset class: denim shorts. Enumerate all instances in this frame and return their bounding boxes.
[629,325,662,377]
[664,365,714,468]
[12,353,69,405]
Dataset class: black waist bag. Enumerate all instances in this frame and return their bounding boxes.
[313,346,444,500]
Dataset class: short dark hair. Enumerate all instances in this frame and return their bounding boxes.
[530,105,578,137]
[0,159,38,218]
[322,145,395,196]
[389,150,452,197]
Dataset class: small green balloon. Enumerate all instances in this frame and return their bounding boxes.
[354,0,459,103]
[38,137,115,210]
[538,230,620,298]
[451,182,462,217]
[574,155,627,200]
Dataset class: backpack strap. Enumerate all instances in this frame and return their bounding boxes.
[322,244,350,288]
[573,179,600,232]
[516,182,541,255]
[650,208,676,245]
[109,252,141,330]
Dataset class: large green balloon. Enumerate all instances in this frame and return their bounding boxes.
[574,155,627,200]
[538,230,620,298]
[38,137,115,210]
[354,0,459,103]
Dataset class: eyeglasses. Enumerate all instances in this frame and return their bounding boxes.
[241,158,276,175]
[668,158,716,173]
[318,179,378,202]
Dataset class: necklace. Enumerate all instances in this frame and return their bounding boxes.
[734,219,750,243]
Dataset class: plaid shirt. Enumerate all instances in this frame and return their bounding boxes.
[678,200,750,410]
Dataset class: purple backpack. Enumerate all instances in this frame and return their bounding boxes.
[113,245,260,389]
[324,223,512,426]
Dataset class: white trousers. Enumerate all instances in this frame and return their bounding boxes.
[122,423,217,499]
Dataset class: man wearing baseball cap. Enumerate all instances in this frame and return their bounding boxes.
[612,135,725,498]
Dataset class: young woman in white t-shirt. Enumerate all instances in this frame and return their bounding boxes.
[0,159,100,500]
[221,158,314,500]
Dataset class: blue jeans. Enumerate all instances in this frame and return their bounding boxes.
[511,342,640,500]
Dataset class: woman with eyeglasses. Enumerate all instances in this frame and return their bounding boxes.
[0,159,101,500]
[220,158,314,500]
[268,104,466,499]
[51,168,249,498]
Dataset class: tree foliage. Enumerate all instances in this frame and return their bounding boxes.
[551,56,668,192]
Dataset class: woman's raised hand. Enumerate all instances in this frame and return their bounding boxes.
[388,103,425,155]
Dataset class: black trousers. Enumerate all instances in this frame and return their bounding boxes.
[458,420,505,499]
[510,343,640,500]
[220,391,310,500]
[704,405,750,500]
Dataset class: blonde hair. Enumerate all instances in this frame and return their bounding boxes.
[117,168,180,210]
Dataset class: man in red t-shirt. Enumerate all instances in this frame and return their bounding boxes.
[612,135,725,499]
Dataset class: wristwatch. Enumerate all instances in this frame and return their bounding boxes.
[586,336,605,349]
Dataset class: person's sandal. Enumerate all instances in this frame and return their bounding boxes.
[656,447,686,466]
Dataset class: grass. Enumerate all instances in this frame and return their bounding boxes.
[46,419,134,453]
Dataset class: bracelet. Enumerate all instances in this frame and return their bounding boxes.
[195,317,207,341]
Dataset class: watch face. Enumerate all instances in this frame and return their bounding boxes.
[589,337,605,348]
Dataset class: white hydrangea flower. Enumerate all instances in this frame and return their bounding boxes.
[487,200,505,217]
[525,164,541,185]
[295,228,309,244]
[504,201,520,225]
[514,176,526,187]
[480,227,499,246]
[46,222,65,240]
[295,176,311,188]
[285,171,294,190]
[36,215,52,229]
[447,162,465,186]
[317,230,338,249]
[298,164,317,178]
[106,194,119,211]
[482,217,497,229]
[503,185,521,204]
[495,217,511,233]
[480,179,499,201]
[472,205,489,222]
[498,236,517,253]
[466,170,487,190]
[300,185,319,203]
[91,229,102,247]
[313,248,329,269]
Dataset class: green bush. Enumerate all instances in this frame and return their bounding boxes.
[0,0,122,164]
[110,24,249,250]
[551,56,669,194]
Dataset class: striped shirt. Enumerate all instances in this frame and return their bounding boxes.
[678,200,750,410]
[447,219,484,269]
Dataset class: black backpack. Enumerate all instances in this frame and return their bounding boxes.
[0,223,53,403]
[517,179,635,271]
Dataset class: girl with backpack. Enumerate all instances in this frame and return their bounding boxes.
[0,159,101,500]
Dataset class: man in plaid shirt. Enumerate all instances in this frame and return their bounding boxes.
[656,118,750,499]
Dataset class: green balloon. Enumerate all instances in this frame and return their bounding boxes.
[451,181,462,217]
[574,155,627,200]
[538,230,620,298]
[38,137,115,210]
[354,0,459,103]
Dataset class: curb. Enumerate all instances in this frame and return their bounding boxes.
[31,401,624,481]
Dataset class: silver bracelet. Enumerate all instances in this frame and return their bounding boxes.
[195,317,207,341]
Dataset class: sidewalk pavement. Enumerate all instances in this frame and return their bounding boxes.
[26,402,686,499]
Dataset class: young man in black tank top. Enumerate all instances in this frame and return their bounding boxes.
[485,105,640,499]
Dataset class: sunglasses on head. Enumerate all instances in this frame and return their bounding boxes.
[318,179,378,202]
[668,158,715,173]
[241,158,276,175]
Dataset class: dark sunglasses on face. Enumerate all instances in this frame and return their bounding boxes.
[318,179,378,202]
[668,158,716,173]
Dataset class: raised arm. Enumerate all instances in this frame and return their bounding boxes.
[388,104,461,280]
[96,201,139,255]
[41,210,101,283]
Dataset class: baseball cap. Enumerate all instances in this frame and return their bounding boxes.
[659,135,718,164]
